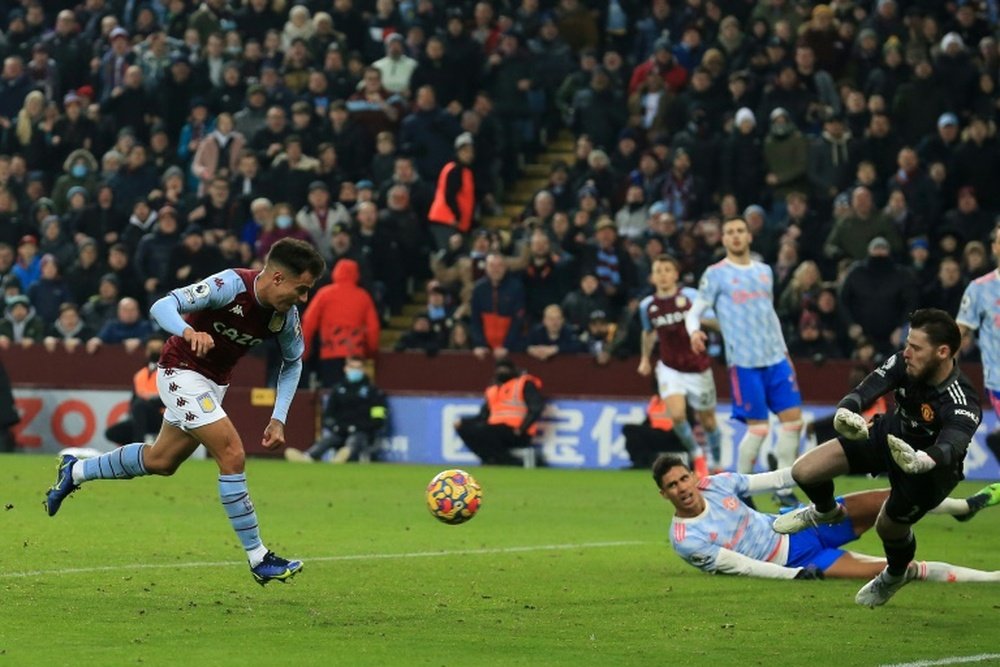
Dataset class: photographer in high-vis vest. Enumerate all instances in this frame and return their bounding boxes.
[622,395,690,472]
[427,132,476,251]
[454,358,546,466]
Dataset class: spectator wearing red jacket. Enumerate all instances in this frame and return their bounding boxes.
[302,258,381,387]
[628,37,688,96]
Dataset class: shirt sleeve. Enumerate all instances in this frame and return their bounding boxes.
[927,401,982,467]
[685,269,717,335]
[838,352,905,413]
[638,295,653,332]
[713,548,802,579]
[168,270,245,314]
[701,472,751,497]
[682,286,714,320]
[673,531,722,573]
[955,282,980,330]
[276,305,305,362]
[271,357,302,424]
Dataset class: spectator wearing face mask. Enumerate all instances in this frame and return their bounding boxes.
[256,202,311,260]
[51,149,99,214]
[285,356,390,463]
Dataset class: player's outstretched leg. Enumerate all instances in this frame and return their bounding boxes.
[955,483,1000,523]
[45,443,152,516]
[44,454,80,516]
[856,566,913,608]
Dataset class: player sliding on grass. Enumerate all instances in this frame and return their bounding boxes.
[655,454,1000,581]
[44,238,325,586]
[772,309,983,607]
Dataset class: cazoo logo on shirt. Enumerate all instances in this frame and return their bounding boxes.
[212,321,263,347]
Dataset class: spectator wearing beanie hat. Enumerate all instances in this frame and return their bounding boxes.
[721,107,765,210]
[0,294,44,348]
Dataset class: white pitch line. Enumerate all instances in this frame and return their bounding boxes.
[880,654,1000,667]
[0,540,648,579]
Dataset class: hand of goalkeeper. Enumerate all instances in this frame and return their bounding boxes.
[833,407,869,440]
[887,434,936,474]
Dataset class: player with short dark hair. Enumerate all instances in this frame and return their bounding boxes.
[685,218,804,507]
[44,238,326,585]
[773,308,984,607]
[655,454,1000,581]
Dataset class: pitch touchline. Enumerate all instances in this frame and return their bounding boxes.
[880,654,1000,667]
[0,540,649,579]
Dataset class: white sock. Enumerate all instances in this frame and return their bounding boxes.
[775,420,802,469]
[248,544,269,567]
[915,561,1000,583]
[737,426,769,474]
[927,497,969,517]
[71,461,86,485]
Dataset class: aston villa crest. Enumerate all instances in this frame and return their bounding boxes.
[268,311,286,332]
[676,295,687,308]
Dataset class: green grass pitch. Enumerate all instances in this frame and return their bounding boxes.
[2,454,1000,666]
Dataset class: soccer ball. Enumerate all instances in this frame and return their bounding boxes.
[426,469,482,525]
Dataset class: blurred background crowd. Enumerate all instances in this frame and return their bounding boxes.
[0,0,996,386]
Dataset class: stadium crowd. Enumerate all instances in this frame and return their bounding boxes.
[0,0,997,384]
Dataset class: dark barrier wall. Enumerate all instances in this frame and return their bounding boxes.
[2,348,987,458]
[375,351,987,404]
[2,347,986,403]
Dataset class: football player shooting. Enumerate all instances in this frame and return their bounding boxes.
[773,309,987,607]
[44,238,326,586]
[655,454,1000,581]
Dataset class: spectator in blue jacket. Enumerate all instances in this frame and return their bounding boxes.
[86,296,153,354]
[526,304,586,360]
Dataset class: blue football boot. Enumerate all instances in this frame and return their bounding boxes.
[44,454,79,517]
[250,551,303,586]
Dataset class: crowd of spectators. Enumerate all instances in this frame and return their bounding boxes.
[0,0,997,381]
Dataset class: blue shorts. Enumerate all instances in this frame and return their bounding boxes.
[784,503,858,572]
[728,358,802,422]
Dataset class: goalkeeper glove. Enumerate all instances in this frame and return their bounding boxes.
[833,407,869,440]
[887,434,936,474]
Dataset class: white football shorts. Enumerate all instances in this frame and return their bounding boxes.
[156,367,229,430]
[655,360,717,411]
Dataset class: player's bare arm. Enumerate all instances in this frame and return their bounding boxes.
[638,330,656,375]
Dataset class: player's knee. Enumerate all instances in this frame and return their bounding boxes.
[216,446,245,474]
[780,420,803,432]
[698,410,717,430]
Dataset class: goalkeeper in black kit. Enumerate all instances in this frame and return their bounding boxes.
[772,309,994,608]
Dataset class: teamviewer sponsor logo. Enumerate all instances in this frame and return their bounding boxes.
[954,408,979,422]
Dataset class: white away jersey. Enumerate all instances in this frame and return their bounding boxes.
[670,473,786,573]
[697,259,787,367]
[956,269,1000,391]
